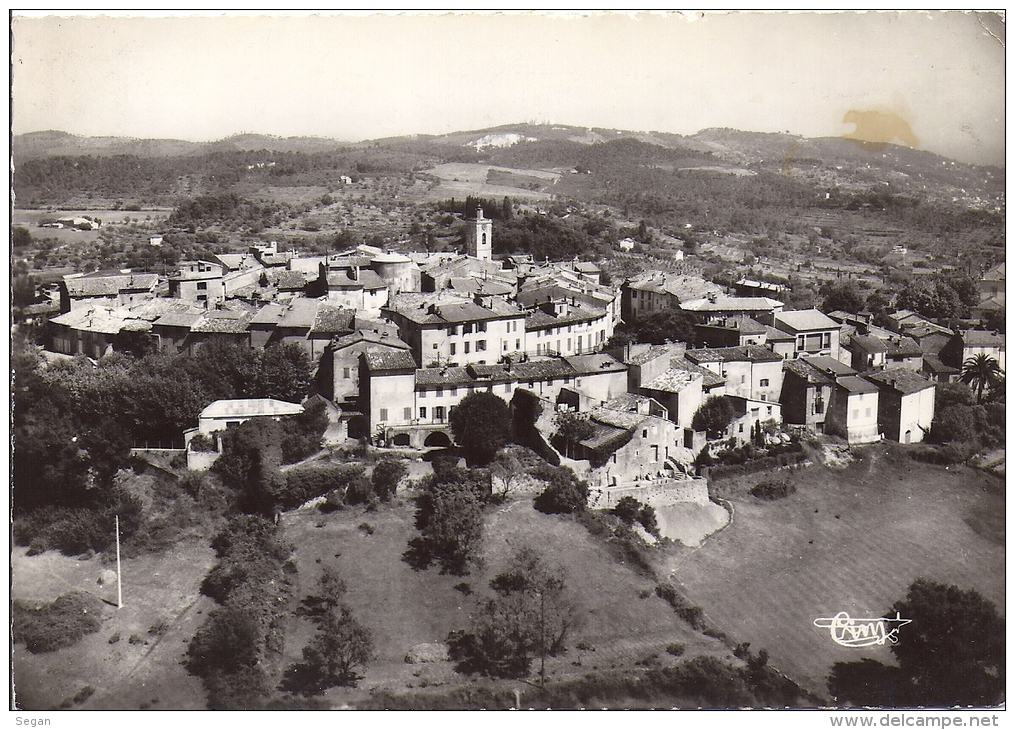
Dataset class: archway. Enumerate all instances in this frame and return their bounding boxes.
[392,433,411,447]
[424,431,452,448]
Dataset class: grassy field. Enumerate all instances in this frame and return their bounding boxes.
[666,445,1005,701]
[11,539,216,711]
[423,163,556,201]
[280,492,738,708]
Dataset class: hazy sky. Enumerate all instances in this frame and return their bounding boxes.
[11,10,1006,166]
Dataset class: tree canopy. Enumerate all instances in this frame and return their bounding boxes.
[692,396,737,440]
[828,579,1005,707]
[449,391,511,466]
[448,547,580,680]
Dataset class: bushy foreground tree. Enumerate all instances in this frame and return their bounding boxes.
[450,391,511,466]
[448,547,581,680]
[828,579,1004,707]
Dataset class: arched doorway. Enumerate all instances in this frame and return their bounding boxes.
[424,431,452,448]
[392,433,411,447]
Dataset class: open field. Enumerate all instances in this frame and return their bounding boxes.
[423,163,557,200]
[280,493,737,708]
[11,540,216,710]
[666,446,1005,701]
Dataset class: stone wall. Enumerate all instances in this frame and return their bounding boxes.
[590,477,709,509]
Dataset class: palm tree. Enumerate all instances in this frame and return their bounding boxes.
[960,353,1003,403]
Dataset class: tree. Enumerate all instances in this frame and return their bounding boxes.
[447,547,580,680]
[406,481,485,575]
[449,391,511,466]
[827,579,1004,707]
[612,495,660,537]
[821,279,867,314]
[300,605,374,691]
[285,567,373,694]
[370,458,407,502]
[489,449,525,500]
[960,353,1003,404]
[891,579,1003,707]
[254,342,312,403]
[213,418,286,515]
[554,411,595,459]
[280,397,330,463]
[692,396,737,440]
[620,308,698,346]
[533,465,589,515]
[11,225,33,249]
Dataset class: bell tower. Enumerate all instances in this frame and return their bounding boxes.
[466,206,493,261]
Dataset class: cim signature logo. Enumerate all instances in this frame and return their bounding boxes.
[813,612,912,648]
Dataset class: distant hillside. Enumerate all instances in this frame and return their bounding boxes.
[13,131,351,161]
[14,130,204,160]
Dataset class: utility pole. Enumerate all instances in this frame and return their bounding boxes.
[115,514,123,609]
[538,590,546,690]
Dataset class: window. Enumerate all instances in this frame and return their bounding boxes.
[760,378,770,387]
[797,335,806,350]
[741,375,746,384]
[197,281,208,290]
[739,423,744,433]
[419,406,426,419]
[343,367,351,379]
[504,383,510,393]
[516,339,521,350]
[463,323,473,335]
[567,338,572,351]
[197,294,207,302]
[642,429,648,438]
[433,343,438,350]
[852,409,859,420]
[814,396,824,415]
[767,406,773,416]
[404,407,412,421]
[464,342,470,354]
[865,407,871,418]
[379,408,388,422]
[450,387,457,396]
[450,343,456,356]
[434,406,445,421]
[477,321,487,333]
[477,340,486,351]
[436,387,443,397]
[503,342,508,351]
[823,332,832,349]
[420,389,426,398]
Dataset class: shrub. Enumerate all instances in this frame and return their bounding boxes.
[666,643,686,657]
[284,462,367,510]
[749,479,796,501]
[655,584,708,632]
[370,458,407,502]
[189,433,217,453]
[533,466,589,515]
[13,591,104,653]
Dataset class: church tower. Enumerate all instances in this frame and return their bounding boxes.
[465,206,493,261]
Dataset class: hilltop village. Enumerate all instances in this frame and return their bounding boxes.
[14,193,1007,712]
[34,206,1004,486]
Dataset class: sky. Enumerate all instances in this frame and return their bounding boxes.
[10,10,1007,166]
